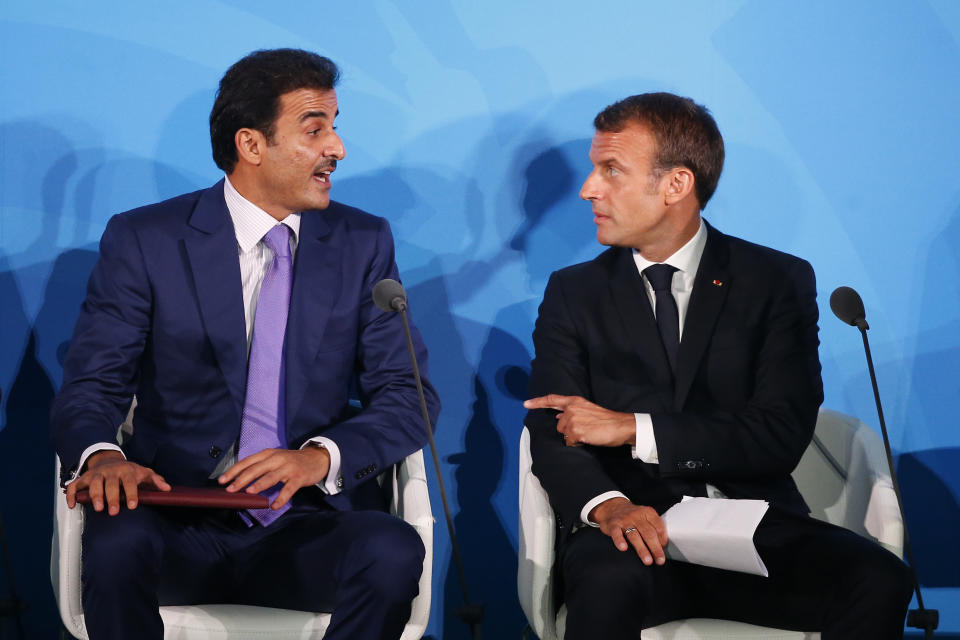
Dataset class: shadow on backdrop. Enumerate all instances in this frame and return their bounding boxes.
[0,116,196,637]
[899,196,960,590]
[899,449,960,588]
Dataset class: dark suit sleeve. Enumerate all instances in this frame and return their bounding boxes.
[51,214,149,479]
[318,219,440,492]
[653,258,823,481]
[526,271,623,530]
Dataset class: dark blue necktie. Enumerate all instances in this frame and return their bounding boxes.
[643,264,680,373]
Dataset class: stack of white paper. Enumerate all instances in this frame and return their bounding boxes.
[661,496,770,577]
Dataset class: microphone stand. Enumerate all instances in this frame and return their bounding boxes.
[396,305,484,640]
[855,324,938,639]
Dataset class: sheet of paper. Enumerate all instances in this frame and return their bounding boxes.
[661,496,770,577]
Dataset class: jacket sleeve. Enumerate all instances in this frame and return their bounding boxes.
[525,271,623,530]
[317,218,440,492]
[50,214,150,482]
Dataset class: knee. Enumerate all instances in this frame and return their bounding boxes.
[350,517,425,600]
[847,546,914,609]
[81,507,163,585]
[562,531,652,609]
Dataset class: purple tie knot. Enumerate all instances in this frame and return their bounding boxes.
[263,224,292,259]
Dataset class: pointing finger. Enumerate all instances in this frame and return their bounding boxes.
[523,394,575,411]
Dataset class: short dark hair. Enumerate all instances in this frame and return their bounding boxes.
[594,93,724,209]
[209,48,340,173]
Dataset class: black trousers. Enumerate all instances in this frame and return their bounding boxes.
[80,501,424,640]
[560,506,913,639]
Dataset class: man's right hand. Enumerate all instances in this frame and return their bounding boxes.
[589,496,669,566]
[65,450,170,515]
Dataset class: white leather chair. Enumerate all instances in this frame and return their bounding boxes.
[52,447,434,640]
[518,408,905,640]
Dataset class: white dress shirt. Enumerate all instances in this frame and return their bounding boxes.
[580,220,717,526]
[71,177,343,495]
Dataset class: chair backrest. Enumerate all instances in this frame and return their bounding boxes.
[791,408,902,555]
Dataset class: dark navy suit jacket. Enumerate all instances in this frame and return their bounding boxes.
[525,221,823,537]
[52,180,439,512]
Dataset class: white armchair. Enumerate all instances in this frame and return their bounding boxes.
[518,408,904,640]
[52,448,434,640]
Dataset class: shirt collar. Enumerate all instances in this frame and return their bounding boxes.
[633,218,707,282]
[223,176,301,253]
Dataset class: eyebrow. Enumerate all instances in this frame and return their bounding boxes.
[299,109,340,123]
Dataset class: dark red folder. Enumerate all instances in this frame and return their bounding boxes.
[73,486,269,509]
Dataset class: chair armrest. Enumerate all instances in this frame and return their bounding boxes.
[518,427,559,640]
[51,457,89,640]
[863,477,904,557]
[393,449,433,640]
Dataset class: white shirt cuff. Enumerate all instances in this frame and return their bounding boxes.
[67,443,125,484]
[301,436,343,495]
[581,491,629,527]
[630,413,658,463]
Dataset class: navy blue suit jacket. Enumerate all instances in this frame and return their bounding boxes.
[525,222,823,535]
[52,180,439,512]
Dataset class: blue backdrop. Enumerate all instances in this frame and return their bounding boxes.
[2,2,958,637]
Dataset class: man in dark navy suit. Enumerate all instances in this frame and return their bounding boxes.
[52,48,439,640]
[524,93,912,638]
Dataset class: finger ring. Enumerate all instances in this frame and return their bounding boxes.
[623,527,637,535]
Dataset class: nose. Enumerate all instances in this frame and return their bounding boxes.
[326,130,346,161]
[580,170,600,201]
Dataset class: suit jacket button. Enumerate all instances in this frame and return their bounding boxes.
[336,477,344,489]
[209,446,222,459]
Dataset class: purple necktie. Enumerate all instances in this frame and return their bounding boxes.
[239,224,292,525]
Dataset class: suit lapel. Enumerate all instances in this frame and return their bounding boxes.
[607,248,674,409]
[183,180,248,419]
[284,209,341,432]
[674,223,730,409]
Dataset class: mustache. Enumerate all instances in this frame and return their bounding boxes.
[315,159,338,172]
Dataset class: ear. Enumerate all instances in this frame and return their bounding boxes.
[234,128,266,167]
[663,167,695,205]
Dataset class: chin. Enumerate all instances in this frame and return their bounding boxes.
[300,195,331,212]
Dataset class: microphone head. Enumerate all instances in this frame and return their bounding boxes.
[830,286,869,330]
[372,278,407,312]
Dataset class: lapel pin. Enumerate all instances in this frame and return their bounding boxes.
[712,279,723,287]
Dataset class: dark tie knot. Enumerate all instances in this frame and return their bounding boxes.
[263,224,292,258]
[643,263,678,292]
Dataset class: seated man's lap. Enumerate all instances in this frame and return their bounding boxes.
[82,504,423,613]
[559,507,912,635]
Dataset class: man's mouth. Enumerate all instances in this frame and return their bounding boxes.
[314,169,332,183]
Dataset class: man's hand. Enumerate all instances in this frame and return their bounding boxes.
[65,450,171,515]
[523,394,635,447]
[218,446,331,511]
[590,497,668,566]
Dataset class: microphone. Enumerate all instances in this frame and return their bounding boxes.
[829,286,869,330]
[830,286,938,638]
[373,279,484,639]
[372,278,407,313]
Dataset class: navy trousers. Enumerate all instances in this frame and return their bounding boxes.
[80,501,424,640]
[560,506,914,639]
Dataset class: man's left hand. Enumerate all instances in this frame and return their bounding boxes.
[218,446,331,510]
[524,394,635,447]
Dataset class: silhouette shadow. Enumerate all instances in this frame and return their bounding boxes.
[899,448,960,587]
[0,114,197,638]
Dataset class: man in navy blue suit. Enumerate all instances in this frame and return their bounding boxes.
[524,93,912,638]
[51,48,439,640]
